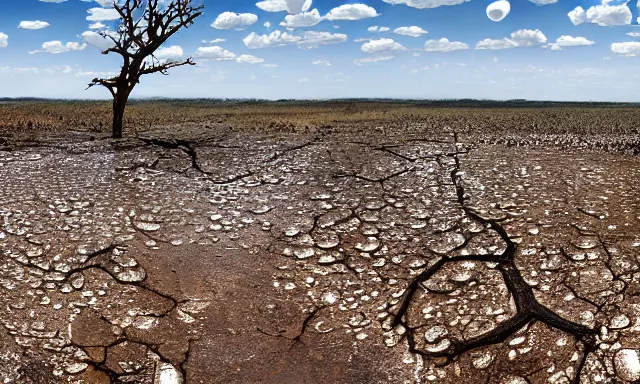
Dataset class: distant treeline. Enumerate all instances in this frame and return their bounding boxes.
[0,97,638,109]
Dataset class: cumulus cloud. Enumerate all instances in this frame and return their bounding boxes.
[0,33,7,48]
[424,38,469,52]
[86,7,120,21]
[528,0,557,4]
[18,21,50,30]
[30,41,87,54]
[312,60,332,66]
[279,9,323,29]
[243,30,346,49]
[325,4,379,20]
[548,35,594,51]
[626,32,640,37]
[80,30,117,51]
[611,41,640,56]
[382,0,469,9]
[361,38,405,53]
[255,0,312,13]
[212,12,258,30]
[243,30,302,48]
[393,26,427,37]
[299,31,347,48]
[476,29,547,50]
[568,3,631,26]
[89,22,106,29]
[237,54,265,64]
[197,46,236,60]
[353,55,394,65]
[155,45,183,60]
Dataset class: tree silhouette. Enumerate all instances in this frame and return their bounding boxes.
[87,0,203,138]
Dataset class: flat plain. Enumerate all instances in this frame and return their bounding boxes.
[0,100,638,383]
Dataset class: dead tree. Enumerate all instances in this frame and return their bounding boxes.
[87,0,203,138]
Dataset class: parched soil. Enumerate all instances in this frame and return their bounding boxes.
[0,104,638,383]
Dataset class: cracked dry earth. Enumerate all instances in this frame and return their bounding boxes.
[0,126,638,384]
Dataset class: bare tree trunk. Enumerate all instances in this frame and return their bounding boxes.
[112,90,129,139]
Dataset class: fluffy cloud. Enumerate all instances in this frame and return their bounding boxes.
[279,9,323,29]
[627,32,640,38]
[155,45,183,60]
[80,30,117,51]
[212,12,258,30]
[30,41,87,54]
[611,41,640,56]
[0,33,7,48]
[393,26,427,37]
[353,56,394,65]
[18,21,50,30]
[325,4,379,20]
[89,22,106,29]
[197,46,236,60]
[361,38,405,53]
[528,0,557,4]
[382,0,469,9]
[568,3,631,26]
[243,30,346,49]
[312,60,332,66]
[299,31,347,48]
[243,30,302,48]
[548,36,594,51]
[255,0,312,13]
[86,7,120,21]
[236,54,265,64]
[476,29,547,50]
[424,38,469,52]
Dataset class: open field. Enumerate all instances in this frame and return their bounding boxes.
[0,101,639,383]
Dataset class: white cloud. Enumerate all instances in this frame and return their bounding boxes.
[86,7,120,21]
[361,38,405,53]
[393,26,427,37]
[243,30,346,49]
[256,0,312,13]
[197,46,236,60]
[264,21,271,28]
[312,60,332,66]
[212,12,258,30]
[548,35,594,51]
[243,30,302,48]
[354,56,394,65]
[18,21,50,30]
[30,41,87,54]
[80,30,117,51]
[155,45,183,60]
[202,38,226,44]
[568,3,631,26]
[89,22,106,29]
[528,0,557,4]
[368,26,379,32]
[299,31,347,48]
[262,63,278,67]
[382,0,469,9]
[237,54,264,64]
[325,4,379,20]
[424,37,469,52]
[627,32,640,37]
[0,33,7,48]
[379,27,390,32]
[279,9,323,29]
[611,41,640,56]
[476,29,547,50]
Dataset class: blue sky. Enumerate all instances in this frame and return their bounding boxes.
[0,0,639,100]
